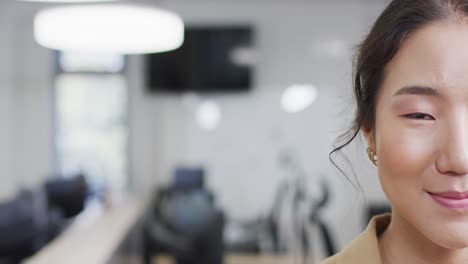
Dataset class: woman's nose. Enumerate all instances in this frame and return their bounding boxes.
[436,113,468,176]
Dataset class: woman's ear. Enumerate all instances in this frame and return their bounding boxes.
[362,126,376,151]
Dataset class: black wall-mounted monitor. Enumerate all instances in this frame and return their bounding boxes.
[145,26,253,93]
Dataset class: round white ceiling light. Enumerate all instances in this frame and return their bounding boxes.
[34,5,184,54]
[281,84,318,113]
[196,101,222,131]
[18,0,116,3]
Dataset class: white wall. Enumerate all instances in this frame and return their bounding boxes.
[0,2,53,200]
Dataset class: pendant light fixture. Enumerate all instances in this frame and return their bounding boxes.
[34,4,185,54]
[281,84,318,113]
[196,100,222,131]
[18,0,116,2]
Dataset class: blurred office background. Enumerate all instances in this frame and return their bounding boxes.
[0,0,391,263]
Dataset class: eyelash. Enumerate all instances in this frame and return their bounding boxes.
[403,113,435,120]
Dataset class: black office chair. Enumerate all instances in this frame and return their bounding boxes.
[144,167,224,264]
[0,189,64,263]
[44,173,88,218]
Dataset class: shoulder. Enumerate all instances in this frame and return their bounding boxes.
[319,213,391,264]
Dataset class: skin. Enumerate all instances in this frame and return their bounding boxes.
[363,19,468,264]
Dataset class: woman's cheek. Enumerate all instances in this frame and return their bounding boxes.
[377,120,436,185]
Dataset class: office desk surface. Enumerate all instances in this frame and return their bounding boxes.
[26,198,145,264]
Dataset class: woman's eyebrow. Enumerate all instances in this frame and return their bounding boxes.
[393,85,441,97]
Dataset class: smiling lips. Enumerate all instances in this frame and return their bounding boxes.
[429,191,468,209]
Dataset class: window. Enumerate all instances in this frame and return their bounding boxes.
[54,52,129,195]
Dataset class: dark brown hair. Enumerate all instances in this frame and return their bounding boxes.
[330,0,468,189]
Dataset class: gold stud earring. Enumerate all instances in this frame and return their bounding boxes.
[367,147,378,166]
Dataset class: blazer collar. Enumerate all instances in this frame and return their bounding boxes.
[335,213,391,264]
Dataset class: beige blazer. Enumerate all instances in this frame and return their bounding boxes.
[321,214,391,264]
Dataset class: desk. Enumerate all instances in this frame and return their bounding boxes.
[25,198,145,264]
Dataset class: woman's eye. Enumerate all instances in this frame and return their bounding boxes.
[403,113,434,120]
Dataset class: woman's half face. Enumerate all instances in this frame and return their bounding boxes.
[367,19,468,248]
